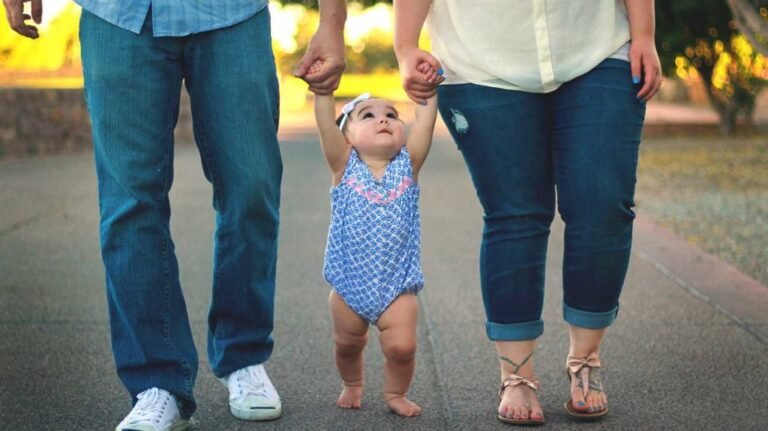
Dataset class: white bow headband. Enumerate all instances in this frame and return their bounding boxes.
[338,92,370,131]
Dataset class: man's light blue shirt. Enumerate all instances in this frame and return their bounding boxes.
[74,0,269,37]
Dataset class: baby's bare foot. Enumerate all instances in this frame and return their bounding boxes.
[386,396,422,417]
[336,385,363,409]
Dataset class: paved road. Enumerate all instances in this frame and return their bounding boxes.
[1,133,767,430]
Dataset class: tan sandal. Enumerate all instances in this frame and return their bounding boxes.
[496,352,544,426]
[564,352,608,419]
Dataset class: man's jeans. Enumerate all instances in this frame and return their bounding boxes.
[437,59,646,342]
[80,8,281,417]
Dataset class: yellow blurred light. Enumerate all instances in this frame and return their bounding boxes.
[2,0,411,106]
[345,3,393,47]
[269,2,305,54]
[714,40,724,54]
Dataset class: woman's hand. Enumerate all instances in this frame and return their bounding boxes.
[396,46,444,105]
[629,37,662,102]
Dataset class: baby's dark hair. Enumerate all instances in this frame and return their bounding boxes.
[336,97,401,132]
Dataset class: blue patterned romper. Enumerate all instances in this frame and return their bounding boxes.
[324,146,424,323]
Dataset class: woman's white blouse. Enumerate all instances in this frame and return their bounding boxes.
[427,0,631,93]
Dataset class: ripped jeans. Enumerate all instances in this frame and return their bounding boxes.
[437,59,646,341]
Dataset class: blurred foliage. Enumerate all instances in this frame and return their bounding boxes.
[0,2,80,72]
[657,0,768,134]
[273,2,399,77]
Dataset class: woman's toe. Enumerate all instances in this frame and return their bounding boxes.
[571,392,587,411]
[588,393,602,412]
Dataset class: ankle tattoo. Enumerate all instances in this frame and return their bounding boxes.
[499,351,534,374]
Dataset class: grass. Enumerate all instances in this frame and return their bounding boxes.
[636,134,768,285]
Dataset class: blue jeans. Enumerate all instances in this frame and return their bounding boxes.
[80,8,281,418]
[437,59,645,342]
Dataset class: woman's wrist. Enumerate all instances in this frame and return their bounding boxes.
[394,44,419,62]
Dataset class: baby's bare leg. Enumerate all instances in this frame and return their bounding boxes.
[329,290,369,409]
[377,293,421,417]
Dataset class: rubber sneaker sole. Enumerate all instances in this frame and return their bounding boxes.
[218,376,282,421]
[116,418,188,431]
[229,401,282,421]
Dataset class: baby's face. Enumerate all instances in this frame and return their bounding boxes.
[345,99,406,158]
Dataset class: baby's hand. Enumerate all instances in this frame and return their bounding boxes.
[308,59,324,76]
[417,62,443,85]
[306,60,328,95]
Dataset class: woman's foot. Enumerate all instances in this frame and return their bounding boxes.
[495,346,545,425]
[336,385,363,409]
[566,353,608,417]
[497,375,544,424]
[385,395,422,417]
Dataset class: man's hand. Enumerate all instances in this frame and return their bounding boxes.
[293,23,346,95]
[3,0,42,39]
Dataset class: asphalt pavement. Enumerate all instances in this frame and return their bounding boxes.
[1,130,767,430]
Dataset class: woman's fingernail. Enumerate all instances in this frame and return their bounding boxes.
[438,68,444,76]
[632,76,641,84]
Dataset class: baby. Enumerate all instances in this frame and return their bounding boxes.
[310,62,439,416]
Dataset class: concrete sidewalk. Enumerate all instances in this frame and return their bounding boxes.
[1,134,767,430]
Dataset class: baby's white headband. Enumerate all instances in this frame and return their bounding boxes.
[338,92,370,131]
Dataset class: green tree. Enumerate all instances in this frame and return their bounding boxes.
[656,0,768,135]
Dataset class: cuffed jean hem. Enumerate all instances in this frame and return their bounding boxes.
[563,303,619,329]
[486,319,544,341]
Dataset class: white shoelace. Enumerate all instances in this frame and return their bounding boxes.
[232,367,269,399]
[126,388,171,425]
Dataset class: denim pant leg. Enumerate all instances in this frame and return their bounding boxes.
[80,11,198,417]
[182,9,282,378]
[551,59,646,329]
[438,84,555,341]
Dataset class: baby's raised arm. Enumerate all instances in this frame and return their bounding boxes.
[314,92,351,184]
[406,94,438,180]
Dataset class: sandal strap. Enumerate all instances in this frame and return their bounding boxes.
[498,373,540,398]
[566,352,601,375]
[566,352,603,397]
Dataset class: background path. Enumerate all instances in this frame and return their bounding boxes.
[1,131,767,430]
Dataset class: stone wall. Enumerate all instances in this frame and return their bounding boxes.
[0,88,194,159]
[0,88,91,158]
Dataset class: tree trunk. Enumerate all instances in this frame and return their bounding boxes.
[698,67,739,136]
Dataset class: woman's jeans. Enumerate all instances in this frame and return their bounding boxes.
[80,8,281,417]
[437,59,646,342]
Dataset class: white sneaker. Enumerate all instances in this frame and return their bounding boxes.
[115,387,188,431]
[219,364,282,421]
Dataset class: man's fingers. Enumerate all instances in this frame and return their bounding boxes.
[6,1,39,39]
[304,59,344,82]
[292,55,312,78]
[308,74,342,94]
[31,0,42,24]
